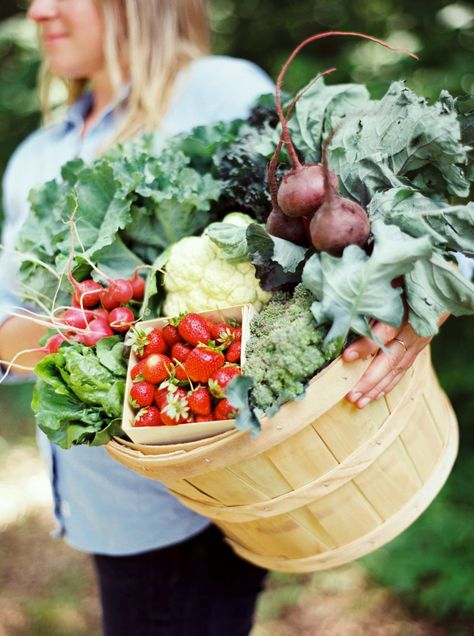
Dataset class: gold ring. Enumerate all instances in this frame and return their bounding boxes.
[393,337,408,353]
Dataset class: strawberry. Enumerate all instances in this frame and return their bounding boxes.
[129,381,155,408]
[127,327,168,359]
[187,387,212,416]
[214,398,238,421]
[154,386,170,410]
[211,322,236,348]
[178,313,212,346]
[184,345,225,383]
[130,359,146,381]
[162,323,181,347]
[142,353,172,384]
[160,391,189,425]
[134,406,163,427]
[195,414,212,422]
[234,326,242,341]
[171,341,192,362]
[225,340,241,363]
[172,361,190,384]
[208,365,241,398]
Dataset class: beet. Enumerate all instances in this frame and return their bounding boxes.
[277,164,338,217]
[266,208,308,245]
[309,195,370,255]
[309,130,370,255]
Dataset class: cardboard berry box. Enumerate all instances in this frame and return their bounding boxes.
[121,304,253,445]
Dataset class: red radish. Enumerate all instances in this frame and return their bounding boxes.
[44,332,69,354]
[108,306,135,332]
[129,272,146,301]
[81,318,114,346]
[309,131,370,255]
[93,308,109,322]
[60,307,93,330]
[71,279,103,308]
[100,279,134,310]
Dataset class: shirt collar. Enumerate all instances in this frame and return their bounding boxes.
[63,83,131,132]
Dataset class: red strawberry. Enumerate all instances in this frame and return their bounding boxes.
[129,381,155,408]
[171,341,192,362]
[211,322,236,348]
[225,340,241,363]
[160,391,189,425]
[128,327,168,359]
[187,387,212,416]
[208,365,241,398]
[195,414,212,423]
[130,359,146,381]
[214,398,238,421]
[184,345,225,383]
[234,326,242,341]
[162,323,181,347]
[142,353,172,384]
[178,313,212,346]
[154,386,170,410]
[134,406,163,427]
[172,361,190,384]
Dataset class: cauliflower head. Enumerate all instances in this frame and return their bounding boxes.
[162,219,271,316]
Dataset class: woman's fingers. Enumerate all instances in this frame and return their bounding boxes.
[345,323,431,408]
[342,321,399,362]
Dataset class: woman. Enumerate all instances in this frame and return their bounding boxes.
[0,1,443,635]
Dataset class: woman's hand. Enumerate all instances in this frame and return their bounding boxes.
[342,314,449,409]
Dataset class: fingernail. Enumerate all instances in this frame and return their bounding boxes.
[376,392,385,400]
[345,351,359,362]
[347,391,362,403]
[358,397,371,408]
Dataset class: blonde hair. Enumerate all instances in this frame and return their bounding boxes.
[39,0,210,142]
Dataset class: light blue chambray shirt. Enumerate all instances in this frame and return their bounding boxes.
[0,56,274,555]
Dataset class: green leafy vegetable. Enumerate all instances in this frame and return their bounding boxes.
[301,221,432,349]
[32,337,127,448]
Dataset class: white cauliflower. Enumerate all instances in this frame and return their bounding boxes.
[162,214,271,316]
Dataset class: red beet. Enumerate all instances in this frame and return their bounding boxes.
[309,132,370,255]
[265,208,308,245]
[277,164,338,218]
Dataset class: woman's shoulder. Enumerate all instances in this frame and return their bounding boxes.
[165,55,274,133]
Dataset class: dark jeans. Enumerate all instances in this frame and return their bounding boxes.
[92,524,268,636]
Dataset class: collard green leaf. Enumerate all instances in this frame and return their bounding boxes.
[225,375,260,435]
[205,222,249,263]
[301,221,432,349]
[328,82,469,205]
[368,187,474,256]
[405,252,474,336]
[95,336,127,376]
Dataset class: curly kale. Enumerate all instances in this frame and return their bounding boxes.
[244,285,339,415]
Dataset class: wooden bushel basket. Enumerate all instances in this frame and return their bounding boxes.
[107,346,459,572]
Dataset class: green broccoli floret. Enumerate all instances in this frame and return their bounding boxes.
[244,285,339,415]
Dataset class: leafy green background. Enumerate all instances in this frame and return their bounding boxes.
[0,0,473,626]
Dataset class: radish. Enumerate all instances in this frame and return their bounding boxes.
[81,318,114,346]
[70,278,103,308]
[129,272,146,301]
[44,332,70,354]
[60,307,94,330]
[108,306,135,333]
[271,31,417,229]
[100,279,134,310]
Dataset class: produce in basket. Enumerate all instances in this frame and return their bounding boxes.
[4,31,473,451]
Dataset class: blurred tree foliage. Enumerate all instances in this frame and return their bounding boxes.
[0,0,473,621]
